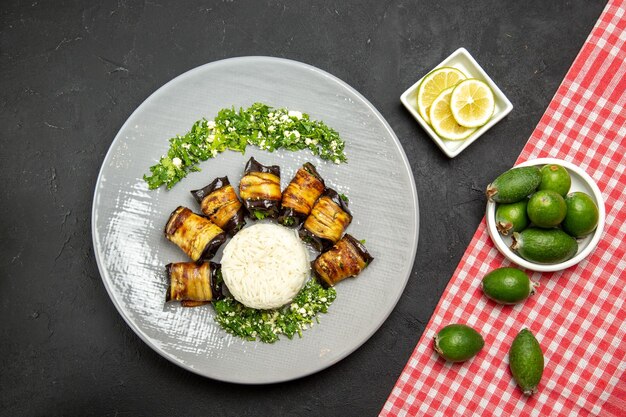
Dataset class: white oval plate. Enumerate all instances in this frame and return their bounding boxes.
[486,157,605,272]
[91,57,419,383]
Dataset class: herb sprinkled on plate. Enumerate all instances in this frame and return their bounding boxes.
[144,103,347,190]
[213,280,337,343]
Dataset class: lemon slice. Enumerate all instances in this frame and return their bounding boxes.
[416,67,466,125]
[450,79,495,128]
[429,87,476,141]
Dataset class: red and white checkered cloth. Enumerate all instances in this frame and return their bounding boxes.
[381,1,626,416]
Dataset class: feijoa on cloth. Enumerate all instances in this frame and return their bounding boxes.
[481,267,537,305]
[509,328,544,396]
[433,324,484,362]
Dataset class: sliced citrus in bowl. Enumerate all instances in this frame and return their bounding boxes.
[450,79,495,128]
[429,86,476,141]
[416,67,466,125]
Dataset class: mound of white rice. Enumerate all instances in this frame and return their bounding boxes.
[221,223,310,309]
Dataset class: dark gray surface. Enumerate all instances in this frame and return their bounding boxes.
[0,1,606,416]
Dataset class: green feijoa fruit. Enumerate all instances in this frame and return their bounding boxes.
[481,267,537,305]
[486,166,542,203]
[509,328,544,396]
[538,164,571,196]
[434,324,484,362]
[562,192,599,238]
[511,228,578,264]
[527,190,567,228]
[496,200,529,235]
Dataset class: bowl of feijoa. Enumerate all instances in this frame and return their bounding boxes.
[485,158,605,272]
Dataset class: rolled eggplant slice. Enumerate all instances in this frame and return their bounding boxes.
[278,162,326,227]
[190,176,246,236]
[165,261,224,306]
[239,157,282,219]
[300,188,352,251]
[312,234,373,287]
[164,206,227,261]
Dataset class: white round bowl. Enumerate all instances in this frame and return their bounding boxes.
[486,158,605,272]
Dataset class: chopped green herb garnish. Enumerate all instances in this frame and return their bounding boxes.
[339,193,349,203]
[213,280,337,343]
[144,102,347,190]
[282,216,295,226]
[359,239,366,245]
[253,210,268,220]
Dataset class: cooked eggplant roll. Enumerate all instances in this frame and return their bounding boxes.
[299,188,352,251]
[312,234,373,287]
[165,261,224,306]
[164,206,227,261]
[239,157,282,219]
[190,176,246,236]
[278,162,326,227]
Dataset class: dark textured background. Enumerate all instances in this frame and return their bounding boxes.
[0,1,607,416]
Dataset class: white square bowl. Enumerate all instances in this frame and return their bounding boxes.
[400,47,513,158]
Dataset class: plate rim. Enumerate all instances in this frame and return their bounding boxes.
[91,56,420,384]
